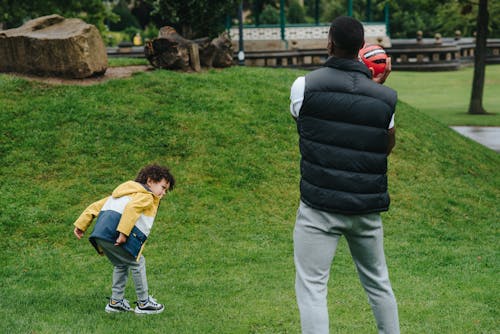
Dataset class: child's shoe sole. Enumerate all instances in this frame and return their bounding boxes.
[134,306,165,314]
[105,305,132,313]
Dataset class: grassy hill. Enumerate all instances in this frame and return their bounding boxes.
[387,64,500,126]
[0,66,498,333]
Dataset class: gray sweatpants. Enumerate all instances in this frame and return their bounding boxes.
[95,239,149,301]
[294,201,400,334]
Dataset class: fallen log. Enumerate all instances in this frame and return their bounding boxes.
[145,27,234,71]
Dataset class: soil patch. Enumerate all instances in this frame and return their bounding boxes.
[4,65,153,86]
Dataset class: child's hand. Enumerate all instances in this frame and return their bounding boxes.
[74,227,84,239]
[114,232,127,246]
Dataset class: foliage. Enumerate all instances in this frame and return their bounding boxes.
[243,0,279,25]
[241,0,500,38]
[109,0,141,31]
[434,1,477,37]
[0,0,116,32]
[122,26,141,42]
[318,0,346,23]
[387,0,500,38]
[130,0,156,29]
[259,4,280,24]
[142,22,159,41]
[287,0,306,24]
[102,30,128,47]
[2,0,498,39]
[0,67,498,333]
[147,0,238,39]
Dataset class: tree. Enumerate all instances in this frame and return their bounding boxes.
[468,0,489,114]
[109,0,140,31]
[287,0,306,23]
[0,0,113,32]
[259,4,280,24]
[131,0,156,29]
[381,0,500,38]
[148,0,238,39]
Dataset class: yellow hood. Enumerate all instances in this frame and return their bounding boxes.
[112,181,152,198]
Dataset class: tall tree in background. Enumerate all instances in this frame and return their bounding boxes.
[468,0,488,114]
[148,0,238,39]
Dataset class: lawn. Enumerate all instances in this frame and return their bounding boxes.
[0,66,498,333]
[387,64,500,126]
[107,58,500,126]
[108,57,149,67]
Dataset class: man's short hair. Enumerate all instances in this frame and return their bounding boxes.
[328,16,365,56]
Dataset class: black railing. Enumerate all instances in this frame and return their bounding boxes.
[107,38,500,71]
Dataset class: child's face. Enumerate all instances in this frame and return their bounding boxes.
[147,178,170,199]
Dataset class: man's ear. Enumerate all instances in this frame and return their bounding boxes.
[327,41,333,56]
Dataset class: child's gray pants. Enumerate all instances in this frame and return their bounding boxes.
[95,239,149,302]
[294,201,400,334]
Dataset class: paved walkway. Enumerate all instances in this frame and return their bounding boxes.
[451,126,500,153]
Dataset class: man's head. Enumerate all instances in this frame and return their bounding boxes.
[135,164,176,198]
[327,16,365,58]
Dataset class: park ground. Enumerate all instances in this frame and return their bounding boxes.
[0,63,498,333]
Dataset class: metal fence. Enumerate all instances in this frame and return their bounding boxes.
[108,38,500,71]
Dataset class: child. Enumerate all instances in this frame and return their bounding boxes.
[73,164,175,314]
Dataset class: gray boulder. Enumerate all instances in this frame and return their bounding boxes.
[0,14,107,78]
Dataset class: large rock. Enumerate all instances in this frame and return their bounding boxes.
[0,14,107,78]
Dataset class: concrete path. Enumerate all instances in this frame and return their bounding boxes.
[451,126,500,153]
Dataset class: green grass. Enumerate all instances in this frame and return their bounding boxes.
[387,64,500,126]
[108,57,149,67]
[0,67,499,333]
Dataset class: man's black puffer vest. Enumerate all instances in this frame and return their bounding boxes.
[298,57,397,214]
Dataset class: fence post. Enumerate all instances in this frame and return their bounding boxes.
[385,4,390,37]
[238,2,245,65]
[280,0,286,41]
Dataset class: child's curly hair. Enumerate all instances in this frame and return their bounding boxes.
[135,164,176,191]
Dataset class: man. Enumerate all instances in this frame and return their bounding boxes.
[290,16,400,334]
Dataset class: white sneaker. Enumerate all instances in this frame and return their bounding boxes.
[105,298,133,313]
[134,296,165,314]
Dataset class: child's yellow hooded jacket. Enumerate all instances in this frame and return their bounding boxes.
[74,181,161,260]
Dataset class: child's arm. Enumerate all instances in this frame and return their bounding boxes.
[73,197,109,238]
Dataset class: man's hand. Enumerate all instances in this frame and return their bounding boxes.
[115,232,127,246]
[74,227,84,239]
[372,57,392,84]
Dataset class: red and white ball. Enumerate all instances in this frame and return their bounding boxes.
[359,44,388,76]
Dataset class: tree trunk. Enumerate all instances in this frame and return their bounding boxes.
[468,0,488,115]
